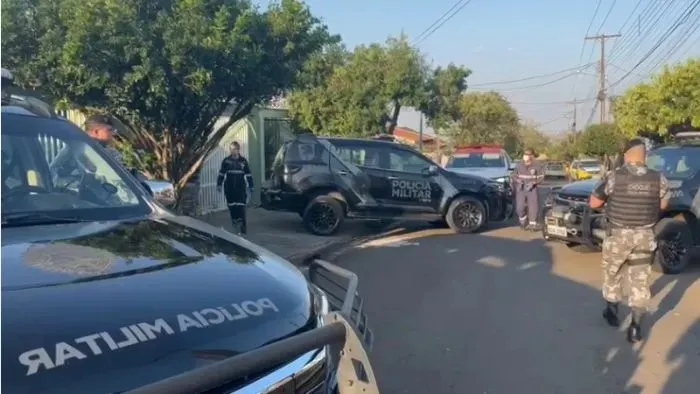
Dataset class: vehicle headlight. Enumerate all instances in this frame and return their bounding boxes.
[493,176,508,183]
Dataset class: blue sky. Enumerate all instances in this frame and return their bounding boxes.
[258,0,700,135]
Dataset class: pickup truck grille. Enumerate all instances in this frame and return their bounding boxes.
[555,193,588,206]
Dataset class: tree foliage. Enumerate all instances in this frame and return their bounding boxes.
[576,123,625,158]
[2,0,333,201]
[419,64,471,130]
[288,36,470,137]
[613,58,700,137]
[447,91,521,154]
[513,122,551,158]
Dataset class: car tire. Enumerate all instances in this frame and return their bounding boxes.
[445,195,487,233]
[653,218,693,275]
[302,194,345,236]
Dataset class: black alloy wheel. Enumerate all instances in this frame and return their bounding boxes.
[653,218,693,275]
[446,196,486,233]
[302,195,344,236]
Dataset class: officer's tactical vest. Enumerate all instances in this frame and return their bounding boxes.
[605,166,661,228]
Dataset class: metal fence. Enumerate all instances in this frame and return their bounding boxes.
[37,134,66,164]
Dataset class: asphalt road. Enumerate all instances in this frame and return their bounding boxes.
[332,194,700,393]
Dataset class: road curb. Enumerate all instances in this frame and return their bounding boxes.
[285,221,408,265]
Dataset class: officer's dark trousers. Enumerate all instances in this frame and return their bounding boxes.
[227,204,247,234]
[515,187,539,225]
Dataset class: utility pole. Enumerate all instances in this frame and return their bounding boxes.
[564,100,578,132]
[584,33,620,124]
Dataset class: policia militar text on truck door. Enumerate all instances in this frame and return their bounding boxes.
[261,134,514,235]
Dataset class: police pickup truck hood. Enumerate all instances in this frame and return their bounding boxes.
[1,216,315,394]
[446,167,508,180]
[557,179,599,196]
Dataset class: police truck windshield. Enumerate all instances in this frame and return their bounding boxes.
[447,153,505,168]
[1,114,150,225]
[646,146,700,179]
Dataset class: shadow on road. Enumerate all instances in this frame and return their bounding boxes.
[336,229,700,394]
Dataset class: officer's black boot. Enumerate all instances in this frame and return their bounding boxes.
[602,301,620,327]
[627,308,645,343]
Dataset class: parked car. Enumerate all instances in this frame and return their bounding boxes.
[567,159,602,181]
[261,134,514,235]
[1,94,376,393]
[542,132,700,274]
[544,161,567,179]
[444,144,515,184]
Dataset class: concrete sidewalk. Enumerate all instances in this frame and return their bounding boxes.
[199,208,397,264]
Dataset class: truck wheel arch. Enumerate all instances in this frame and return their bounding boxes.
[302,186,348,215]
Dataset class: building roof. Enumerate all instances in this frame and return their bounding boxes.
[393,127,435,143]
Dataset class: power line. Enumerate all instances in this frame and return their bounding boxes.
[643,11,700,74]
[412,0,468,44]
[572,0,604,98]
[608,0,665,61]
[582,0,620,68]
[413,0,475,45]
[608,0,646,57]
[510,97,597,105]
[610,0,700,87]
[470,71,582,91]
[611,0,682,66]
[468,64,593,87]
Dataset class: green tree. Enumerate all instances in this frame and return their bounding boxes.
[447,91,521,154]
[419,64,471,130]
[576,123,625,158]
[613,58,700,137]
[288,35,435,137]
[2,0,333,204]
[514,122,551,158]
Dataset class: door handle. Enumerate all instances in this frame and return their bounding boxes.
[337,170,349,175]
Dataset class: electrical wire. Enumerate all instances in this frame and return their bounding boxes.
[413,0,475,45]
[608,0,667,61]
[468,64,593,87]
[582,0,620,67]
[607,0,646,56]
[412,0,468,44]
[677,31,700,58]
[470,71,582,91]
[572,0,604,98]
[610,0,700,87]
[510,97,597,106]
[642,11,700,74]
[610,0,683,66]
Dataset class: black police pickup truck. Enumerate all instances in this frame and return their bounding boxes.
[542,132,700,274]
[261,134,514,235]
[1,89,377,393]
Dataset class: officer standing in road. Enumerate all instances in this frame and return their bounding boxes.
[217,141,254,235]
[512,148,545,230]
[589,138,669,343]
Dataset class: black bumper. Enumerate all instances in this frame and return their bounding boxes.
[260,188,306,213]
[541,204,607,248]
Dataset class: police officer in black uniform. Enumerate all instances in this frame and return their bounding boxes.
[216,141,254,234]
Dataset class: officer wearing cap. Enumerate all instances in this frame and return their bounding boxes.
[589,138,670,343]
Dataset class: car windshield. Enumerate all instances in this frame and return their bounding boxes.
[447,153,505,168]
[646,146,700,179]
[547,162,564,170]
[1,113,150,225]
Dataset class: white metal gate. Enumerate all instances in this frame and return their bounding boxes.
[197,124,249,215]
